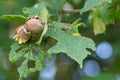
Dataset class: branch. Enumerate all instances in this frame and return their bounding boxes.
[58,13,63,22]
[63,9,80,13]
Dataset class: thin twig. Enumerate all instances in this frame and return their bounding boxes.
[63,9,80,13]
[58,13,63,22]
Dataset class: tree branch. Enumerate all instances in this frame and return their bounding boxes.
[63,9,80,13]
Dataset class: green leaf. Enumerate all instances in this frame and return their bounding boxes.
[0,15,26,22]
[37,7,48,44]
[80,0,112,14]
[38,0,66,10]
[46,22,96,68]
[35,54,45,71]
[23,3,44,16]
[70,19,85,35]
[9,42,26,63]
[98,4,114,24]
[51,21,66,30]
[98,1,119,25]
[10,43,46,78]
[89,10,106,35]
[24,51,45,73]
[17,59,28,79]
[93,17,106,35]
[89,9,106,35]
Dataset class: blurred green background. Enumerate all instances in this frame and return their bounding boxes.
[0,0,120,80]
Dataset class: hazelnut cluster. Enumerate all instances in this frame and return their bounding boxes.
[13,16,44,44]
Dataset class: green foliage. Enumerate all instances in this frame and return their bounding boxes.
[6,2,96,78]
[0,15,26,23]
[9,42,26,63]
[98,4,115,24]
[23,3,45,16]
[46,22,95,68]
[93,17,106,35]
[8,3,48,79]
[37,7,48,44]
[18,59,28,78]
[80,0,111,14]
[98,0,120,24]
[9,42,45,79]
[1,0,120,79]
[89,12,106,35]
[70,19,85,35]
[38,0,66,10]
[82,0,120,35]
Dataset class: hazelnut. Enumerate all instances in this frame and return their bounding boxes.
[25,18,43,34]
[62,24,71,31]
[13,25,31,44]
